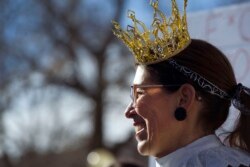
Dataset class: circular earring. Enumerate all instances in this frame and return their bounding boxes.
[174,107,187,121]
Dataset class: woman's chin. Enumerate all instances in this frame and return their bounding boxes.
[136,139,151,156]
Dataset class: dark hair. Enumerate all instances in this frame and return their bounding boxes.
[142,39,250,153]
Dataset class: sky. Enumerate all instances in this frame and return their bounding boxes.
[120,0,250,24]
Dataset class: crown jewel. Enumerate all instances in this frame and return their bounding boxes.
[112,0,191,65]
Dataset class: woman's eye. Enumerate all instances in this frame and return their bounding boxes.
[136,89,145,97]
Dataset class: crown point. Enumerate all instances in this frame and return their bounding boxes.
[112,0,191,65]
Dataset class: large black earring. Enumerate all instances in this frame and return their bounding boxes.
[174,107,187,121]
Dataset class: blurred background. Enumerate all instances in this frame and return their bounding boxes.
[0,0,250,167]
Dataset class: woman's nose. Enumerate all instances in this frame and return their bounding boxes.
[124,102,135,118]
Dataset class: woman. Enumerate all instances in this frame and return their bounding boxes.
[113,0,250,166]
[124,39,250,166]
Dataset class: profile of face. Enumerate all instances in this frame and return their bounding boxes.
[125,66,192,157]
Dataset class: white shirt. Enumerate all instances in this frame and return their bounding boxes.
[155,135,250,167]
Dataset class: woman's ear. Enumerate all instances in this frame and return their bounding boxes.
[177,84,196,111]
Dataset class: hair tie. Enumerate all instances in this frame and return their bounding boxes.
[232,83,250,115]
[233,83,243,99]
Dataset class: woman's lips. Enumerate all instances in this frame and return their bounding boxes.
[132,115,147,140]
[134,123,147,140]
[132,115,145,128]
[135,123,146,135]
[134,122,146,133]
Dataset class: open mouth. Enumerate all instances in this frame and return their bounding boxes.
[132,115,146,137]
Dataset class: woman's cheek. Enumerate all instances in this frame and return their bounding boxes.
[135,96,148,110]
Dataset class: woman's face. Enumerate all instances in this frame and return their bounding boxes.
[125,66,184,157]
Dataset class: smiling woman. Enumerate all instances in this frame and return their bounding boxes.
[113,0,250,166]
[124,38,250,166]
[126,66,189,157]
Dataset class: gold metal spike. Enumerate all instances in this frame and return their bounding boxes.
[112,0,190,65]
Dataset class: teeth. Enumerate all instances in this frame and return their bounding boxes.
[132,114,146,133]
[135,123,145,133]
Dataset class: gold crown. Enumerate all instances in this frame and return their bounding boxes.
[112,0,191,65]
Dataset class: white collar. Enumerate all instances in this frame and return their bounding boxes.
[155,135,222,167]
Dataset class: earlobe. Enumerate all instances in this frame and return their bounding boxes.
[178,84,196,110]
[174,84,195,121]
